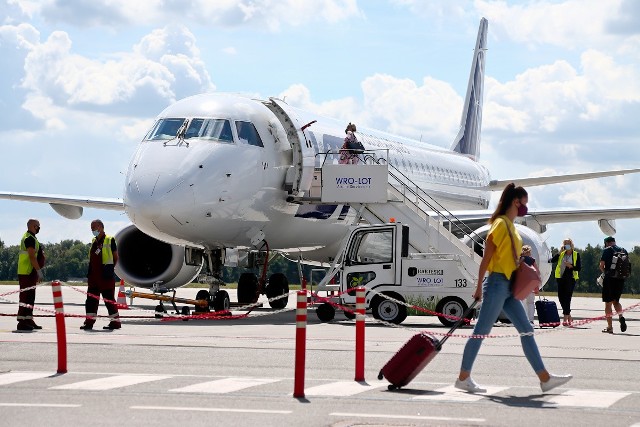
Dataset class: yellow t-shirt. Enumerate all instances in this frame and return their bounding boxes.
[487,216,522,279]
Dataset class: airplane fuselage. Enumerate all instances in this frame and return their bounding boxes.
[124,93,492,257]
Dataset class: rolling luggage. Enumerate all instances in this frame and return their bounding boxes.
[378,301,477,390]
[535,298,560,328]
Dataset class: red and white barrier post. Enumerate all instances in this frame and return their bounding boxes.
[354,286,365,381]
[51,280,67,374]
[293,290,307,398]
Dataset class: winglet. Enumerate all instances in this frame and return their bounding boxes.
[450,18,488,161]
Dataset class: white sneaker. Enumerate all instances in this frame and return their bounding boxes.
[540,373,573,393]
[454,377,487,393]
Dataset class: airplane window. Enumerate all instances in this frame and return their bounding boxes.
[185,118,234,143]
[235,121,264,147]
[146,118,187,140]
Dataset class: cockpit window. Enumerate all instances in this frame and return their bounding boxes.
[145,118,234,143]
[185,118,234,143]
[145,118,187,140]
[235,121,264,147]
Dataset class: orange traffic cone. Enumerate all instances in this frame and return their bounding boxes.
[116,279,129,310]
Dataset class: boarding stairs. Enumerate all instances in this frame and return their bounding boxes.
[302,151,484,285]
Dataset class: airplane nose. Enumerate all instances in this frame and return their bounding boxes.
[125,173,190,220]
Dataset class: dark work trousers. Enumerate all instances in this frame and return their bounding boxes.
[17,273,37,324]
[557,277,576,315]
[84,283,119,325]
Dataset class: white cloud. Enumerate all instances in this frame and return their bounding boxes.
[35,0,362,31]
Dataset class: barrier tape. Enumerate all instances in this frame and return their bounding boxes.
[2,283,639,340]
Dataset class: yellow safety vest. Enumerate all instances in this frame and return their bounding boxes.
[18,231,40,275]
[90,235,114,265]
[554,250,579,280]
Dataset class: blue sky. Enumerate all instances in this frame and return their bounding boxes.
[1,0,640,253]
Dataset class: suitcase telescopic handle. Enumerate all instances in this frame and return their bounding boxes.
[436,300,478,350]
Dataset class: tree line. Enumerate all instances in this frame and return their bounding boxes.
[1,239,639,294]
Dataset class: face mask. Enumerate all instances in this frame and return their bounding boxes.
[564,244,571,250]
[92,230,100,237]
[34,227,40,235]
[517,204,528,217]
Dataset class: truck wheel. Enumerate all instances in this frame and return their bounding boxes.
[237,273,258,304]
[316,302,335,322]
[436,297,467,327]
[371,293,407,324]
[266,273,289,309]
[343,309,356,320]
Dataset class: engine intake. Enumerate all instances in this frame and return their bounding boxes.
[114,224,203,290]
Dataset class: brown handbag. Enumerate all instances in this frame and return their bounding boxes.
[505,222,541,300]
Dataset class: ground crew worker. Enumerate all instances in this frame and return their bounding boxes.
[16,219,45,332]
[80,219,121,330]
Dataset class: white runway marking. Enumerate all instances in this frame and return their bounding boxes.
[546,389,630,408]
[330,412,485,423]
[170,377,280,394]
[0,371,55,386]
[412,385,508,402]
[0,403,80,408]
[304,380,386,396]
[50,374,171,390]
[131,405,291,414]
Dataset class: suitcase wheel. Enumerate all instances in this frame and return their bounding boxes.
[377,371,384,380]
[388,384,398,391]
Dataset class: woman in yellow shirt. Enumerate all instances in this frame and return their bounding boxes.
[455,183,572,393]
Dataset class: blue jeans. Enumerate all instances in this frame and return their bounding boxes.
[460,273,546,374]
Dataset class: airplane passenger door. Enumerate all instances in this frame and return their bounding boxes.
[265,98,316,196]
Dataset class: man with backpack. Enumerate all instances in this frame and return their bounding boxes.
[599,236,629,334]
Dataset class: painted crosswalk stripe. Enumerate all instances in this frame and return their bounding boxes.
[412,385,508,402]
[50,375,171,390]
[170,378,280,394]
[546,389,630,408]
[304,381,386,397]
[0,372,55,386]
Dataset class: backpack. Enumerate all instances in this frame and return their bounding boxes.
[347,135,365,154]
[609,247,631,279]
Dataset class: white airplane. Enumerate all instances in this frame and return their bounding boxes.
[3,18,640,311]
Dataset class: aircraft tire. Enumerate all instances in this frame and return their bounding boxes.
[181,306,190,321]
[237,273,258,304]
[316,302,335,322]
[266,273,289,309]
[213,290,230,313]
[436,296,468,327]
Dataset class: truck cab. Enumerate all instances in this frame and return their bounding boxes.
[336,222,476,325]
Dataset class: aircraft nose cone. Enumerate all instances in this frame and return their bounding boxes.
[125,173,186,219]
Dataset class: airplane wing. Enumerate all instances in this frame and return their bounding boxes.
[483,168,640,190]
[441,206,640,238]
[0,191,124,220]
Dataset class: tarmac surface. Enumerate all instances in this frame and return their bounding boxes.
[1,283,639,426]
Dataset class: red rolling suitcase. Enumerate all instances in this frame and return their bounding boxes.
[378,300,477,390]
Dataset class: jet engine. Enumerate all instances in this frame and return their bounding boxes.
[114,224,203,290]
[462,224,552,283]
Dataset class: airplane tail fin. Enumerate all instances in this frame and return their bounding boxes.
[450,18,488,161]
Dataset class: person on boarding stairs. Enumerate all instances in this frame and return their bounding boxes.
[520,245,538,325]
[455,183,572,393]
[80,219,121,331]
[549,238,581,326]
[599,236,627,334]
[16,219,45,332]
[339,122,360,165]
